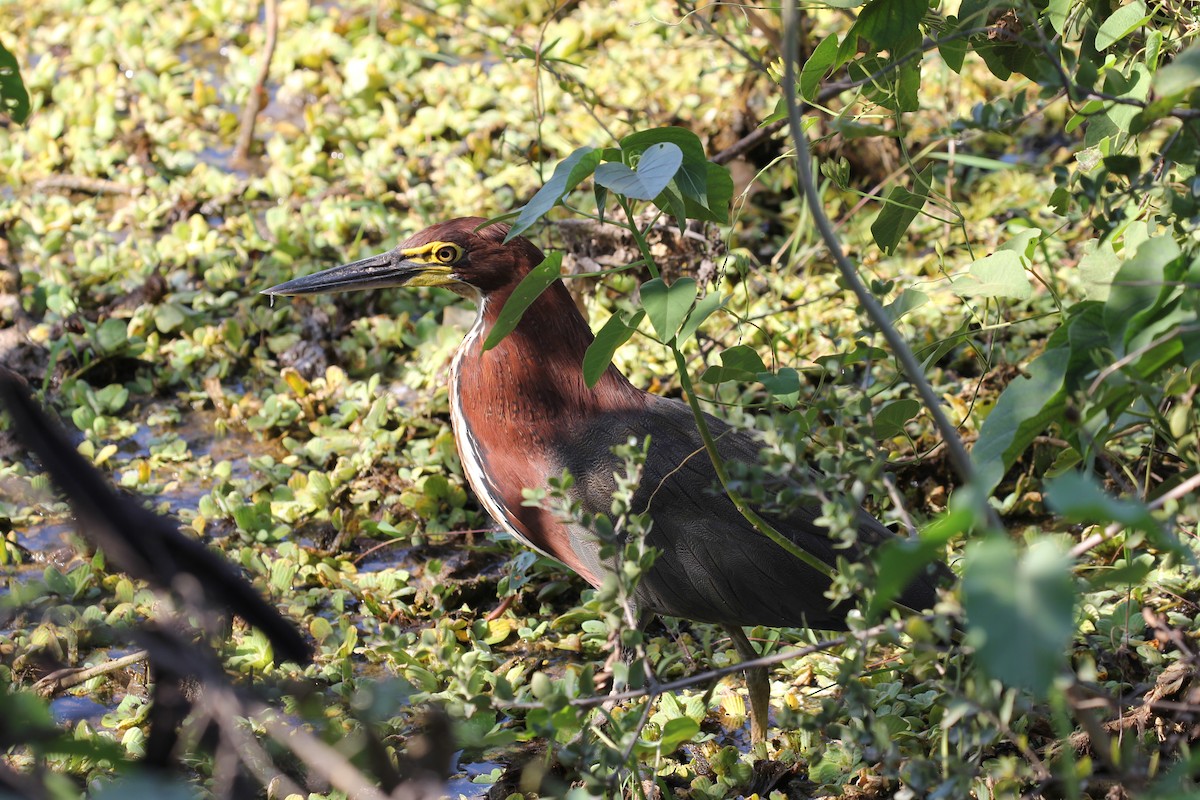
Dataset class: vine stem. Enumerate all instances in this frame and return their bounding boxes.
[781,0,998,527]
[618,196,661,279]
[671,349,836,579]
[618,197,836,577]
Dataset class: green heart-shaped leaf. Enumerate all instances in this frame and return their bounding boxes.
[594,142,683,200]
[640,276,696,342]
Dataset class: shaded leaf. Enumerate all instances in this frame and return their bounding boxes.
[872,166,932,256]
[829,117,900,139]
[0,43,30,124]
[971,347,1070,495]
[801,34,840,101]
[1051,474,1180,556]
[677,291,726,344]
[682,161,734,223]
[1102,235,1181,352]
[851,0,924,54]
[939,25,967,73]
[873,398,921,438]
[882,288,928,324]
[155,303,187,333]
[583,310,644,388]
[963,537,1074,697]
[758,367,800,406]
[1045,472,1167,542]
[1154,41,1200,95]
[590,186,607,229]
[621,126,706,162]
[622,128,710,207]
[1079,242,1120,300]
[483,252,563,350]
[701,345,766,383]
[95,319,129,354]
[655,183,689,228]
[640,276,696,342]
[868,494,970,620]
[506,147,600,242]
[595,142,683,200]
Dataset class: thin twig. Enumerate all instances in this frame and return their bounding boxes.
[255,701,389,800]
[498,616,919,710]
[1069,471,1200,558]
[1087,324,1200,397]
[781,0,997,527]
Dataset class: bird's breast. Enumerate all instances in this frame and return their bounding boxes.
[447,300,606,585]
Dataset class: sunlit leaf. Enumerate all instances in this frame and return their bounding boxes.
[951,251,1033,300]
[595,142,683,200]
[1094,0,1149,50]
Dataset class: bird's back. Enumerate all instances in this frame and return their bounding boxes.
[556,395,943,629]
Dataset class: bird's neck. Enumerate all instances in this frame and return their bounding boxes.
[452,281,645,427]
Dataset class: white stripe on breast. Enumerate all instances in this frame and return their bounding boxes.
[448,294,554,559]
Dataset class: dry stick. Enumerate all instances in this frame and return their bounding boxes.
[192,686,307,798]
[711,120,786,165]
[31,175,140,196]
[781,0,997,528]
[710,78,861,168]
[233,0,279,163]
[33,649,148,697]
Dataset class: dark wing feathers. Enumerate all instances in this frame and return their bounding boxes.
[557,395,942,629]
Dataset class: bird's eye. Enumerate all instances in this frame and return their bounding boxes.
[435,245,459,263]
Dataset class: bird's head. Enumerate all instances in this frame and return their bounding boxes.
[262,217,544,300]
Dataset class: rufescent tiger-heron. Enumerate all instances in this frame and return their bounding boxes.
[264,217,945,743]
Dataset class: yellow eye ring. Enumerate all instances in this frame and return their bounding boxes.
[435,245,459,263]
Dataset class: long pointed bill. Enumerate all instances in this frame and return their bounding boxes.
[261,251,452,296]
